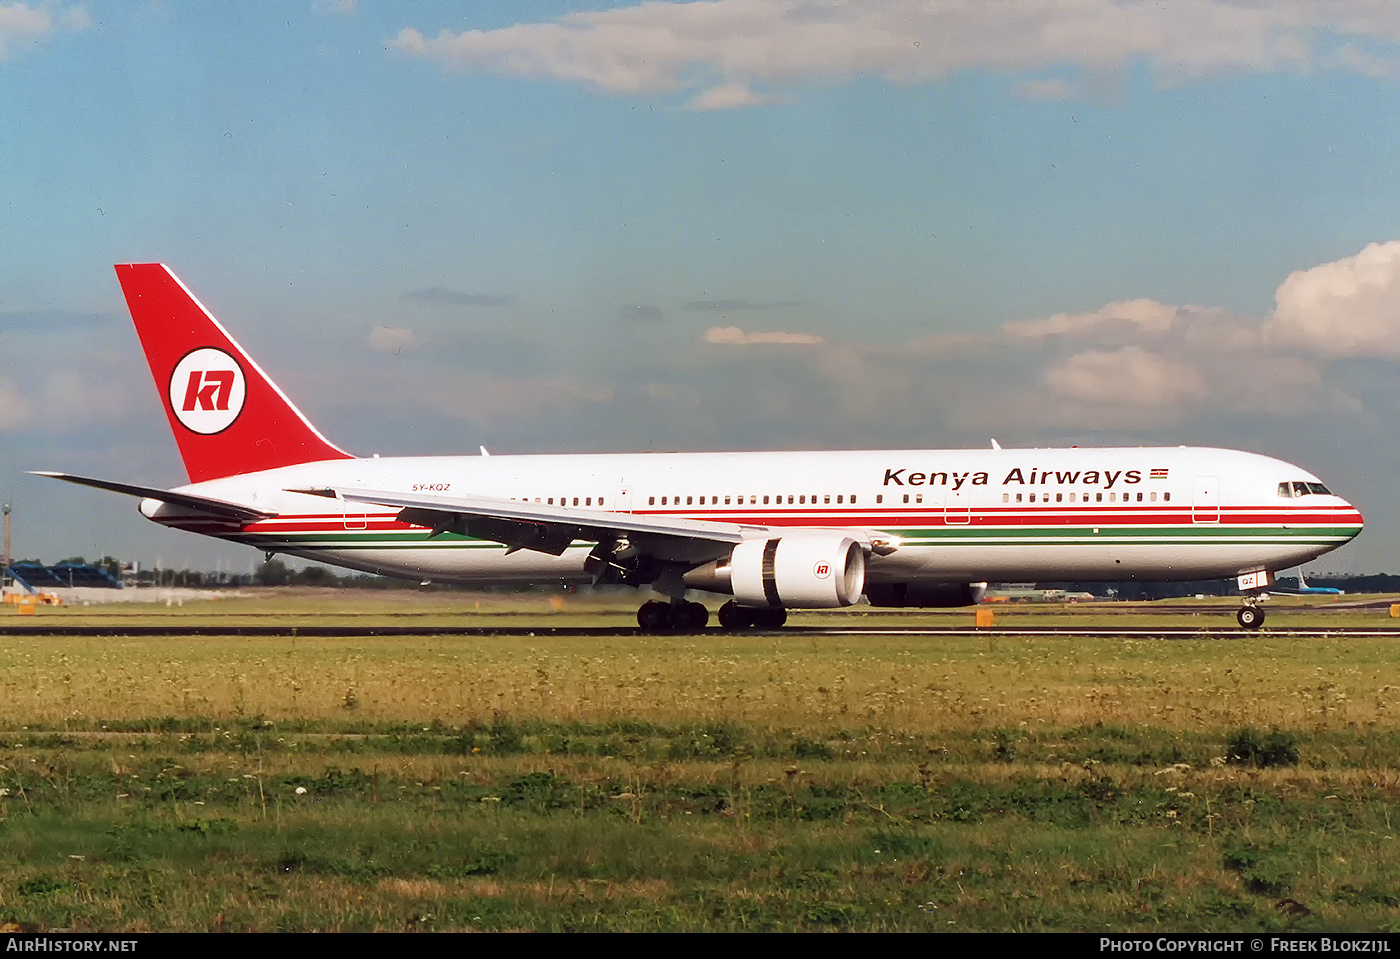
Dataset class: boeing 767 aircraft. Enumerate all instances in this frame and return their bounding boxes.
[35,264,1364,631]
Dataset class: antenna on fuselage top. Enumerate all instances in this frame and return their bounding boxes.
[990,439,1002,450]
[480,446,490,457]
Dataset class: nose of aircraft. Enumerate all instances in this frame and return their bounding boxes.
[1336,494,1365,540]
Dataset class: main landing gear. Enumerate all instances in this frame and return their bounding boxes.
[1236,605,1266,630]
[637,599,709,633]
[634,599,789,633]
[717,601,786,630]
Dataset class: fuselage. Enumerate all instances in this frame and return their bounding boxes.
[144,446,1363,588]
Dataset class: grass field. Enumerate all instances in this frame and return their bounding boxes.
[0,591,1397,931]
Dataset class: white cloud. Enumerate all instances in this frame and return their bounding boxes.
[33,366,139,430]
[0,362,139,435]
[705,325,825,345]
[1043,346,1209,407]
[1266,240,1400,358]
[687,81,784,110]
[0,3,87,62]
[0,378,32,429]
[391,1,1400,106]
[1004,298,1180,339]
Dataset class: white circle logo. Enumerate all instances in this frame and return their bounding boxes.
[169,348,246,435]
[813,562,832,579]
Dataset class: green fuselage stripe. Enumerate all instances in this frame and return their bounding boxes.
[228,523,1360,551]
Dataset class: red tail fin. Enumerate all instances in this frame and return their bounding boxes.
[115,263,353,483]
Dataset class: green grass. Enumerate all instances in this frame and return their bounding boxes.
[0,594,1397,931]
[0,718,1396,931]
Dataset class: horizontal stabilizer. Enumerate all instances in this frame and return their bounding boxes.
[30,471,276,521]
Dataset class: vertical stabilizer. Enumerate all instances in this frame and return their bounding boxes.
[114,264,353,483]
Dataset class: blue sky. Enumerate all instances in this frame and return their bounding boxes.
[4,0,1400,574]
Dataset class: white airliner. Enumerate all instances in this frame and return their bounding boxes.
[36,264,1364,631]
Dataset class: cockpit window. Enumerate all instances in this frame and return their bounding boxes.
[1279,481,1333,497]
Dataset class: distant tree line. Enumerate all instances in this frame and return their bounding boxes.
[1291,573,1400,593]
[250,558,406,589]
[13,555,404,589]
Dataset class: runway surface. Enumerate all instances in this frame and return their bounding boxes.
[1,623,1398,638]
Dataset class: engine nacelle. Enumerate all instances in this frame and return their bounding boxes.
[865,582,988,607]
[729,533,866,609]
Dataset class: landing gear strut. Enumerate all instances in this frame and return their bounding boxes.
[1236,605,1265,630]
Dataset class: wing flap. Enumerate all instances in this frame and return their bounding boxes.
[336,487,759,561]
[396,506,585,557]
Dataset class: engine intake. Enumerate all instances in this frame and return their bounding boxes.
[727,533,866,609]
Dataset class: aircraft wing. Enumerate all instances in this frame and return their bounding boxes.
[331,487,770,564]
[30,471,277,522]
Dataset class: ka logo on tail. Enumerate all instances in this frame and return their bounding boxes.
[169,348,246,435]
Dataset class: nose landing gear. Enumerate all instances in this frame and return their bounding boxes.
[1236,605,1265,630]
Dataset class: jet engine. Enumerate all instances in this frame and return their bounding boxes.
[726,533,867,608]
[864,582,987,607]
